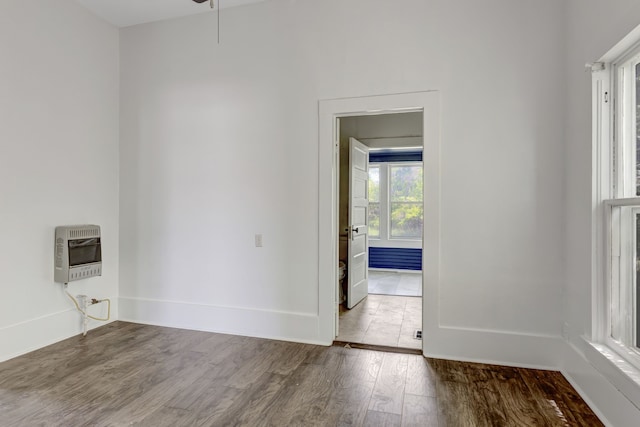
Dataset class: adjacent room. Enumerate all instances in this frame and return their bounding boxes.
[2,0,640,425]
[336,113,424,350]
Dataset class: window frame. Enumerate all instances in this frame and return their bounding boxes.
[590,24,640,410]
[367,161,423,244]
[368,164,381,240]
[596,39,640,373]
[387,162,424,241]
[613,49,640,199]
[603,199,640,368]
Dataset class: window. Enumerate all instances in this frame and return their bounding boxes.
[599,44,640,370]
[614,55,640,197]
[368,166,380,239]
[389,165,423,239]
[608,205,640,355]
[367,162,423,242]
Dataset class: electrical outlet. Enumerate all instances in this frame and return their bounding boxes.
[255,234,263,247]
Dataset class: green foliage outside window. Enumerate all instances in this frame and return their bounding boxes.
[390,165,423,238]
[367,163,423,240]
[368,167,380,238]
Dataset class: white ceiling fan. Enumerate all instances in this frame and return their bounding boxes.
[75,0,265,27]
[192,0,215,8]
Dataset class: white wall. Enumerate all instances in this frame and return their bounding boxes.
[0,0,119,362]
[2,0,634,422]
[119,0,566,345]
[563,1,640,425]
[340,112,423,149]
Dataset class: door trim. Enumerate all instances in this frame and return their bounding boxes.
[318,91,441,355]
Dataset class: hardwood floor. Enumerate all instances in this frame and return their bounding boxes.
[0,322,602,426]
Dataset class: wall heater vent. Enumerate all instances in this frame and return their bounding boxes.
[54,225,102,284]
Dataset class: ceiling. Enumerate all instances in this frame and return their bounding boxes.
[75,0,266,27]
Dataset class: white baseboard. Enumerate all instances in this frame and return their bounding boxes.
[0,301,118,363]
[118,297,326,346]
[424,326,564,370]
[560,340,640,427]
[424,326,640,425]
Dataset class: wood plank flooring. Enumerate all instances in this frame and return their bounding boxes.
[0,322,603,426]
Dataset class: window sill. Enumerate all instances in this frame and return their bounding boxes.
[369,239,421,249]
[583,338,640,409]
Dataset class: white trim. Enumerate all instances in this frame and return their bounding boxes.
[603,198,640,369]
[598,26,640,64]
[368,161,424,246]
[592,68,611,341]
[320,92,575,369]
[318,91,440,350]
[369,268,422,274]
[118,297,325,345]
[583,338,640,411]
[368,240,422,249]
[561,339,640,427]
[0,301,118,363]
[613,54,640,198]
[388,162,423,241]
[589,23,640,417]
[424,329,564,370]
[368,163,385,241]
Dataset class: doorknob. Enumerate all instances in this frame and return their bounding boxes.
[350,225,365,240]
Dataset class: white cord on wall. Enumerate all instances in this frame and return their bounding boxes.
[64,284,111,336]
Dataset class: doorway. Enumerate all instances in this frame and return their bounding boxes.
[317,91,440,355]
[336,112,424,350]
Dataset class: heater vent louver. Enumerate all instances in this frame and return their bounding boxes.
[68,227,100,239]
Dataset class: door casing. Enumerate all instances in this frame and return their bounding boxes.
[318,91,441,355]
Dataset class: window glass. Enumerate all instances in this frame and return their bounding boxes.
[389,165,423,239]
[607,57,640,366]
[368,166,380,238]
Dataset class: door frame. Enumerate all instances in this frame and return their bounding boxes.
[318,91,441,355]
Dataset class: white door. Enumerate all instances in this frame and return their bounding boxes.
[347,137,369,309]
